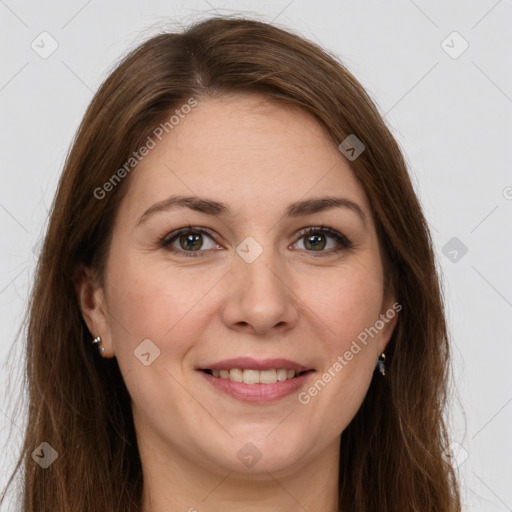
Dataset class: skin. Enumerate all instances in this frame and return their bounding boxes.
[75,93,398,512]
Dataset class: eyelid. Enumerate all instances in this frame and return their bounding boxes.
[159,225,354,257]
[294,226,353,250]
[161,225,215,244]
[159,226,220,256]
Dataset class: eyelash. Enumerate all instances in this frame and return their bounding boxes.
[158,225,354,258]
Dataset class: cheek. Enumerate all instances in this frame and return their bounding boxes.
[107,251,218,336]
[297,261,384,423]
[104,257,212,422]
[104,257,212,378]
[312,262,384,351]
[296,268,383,434]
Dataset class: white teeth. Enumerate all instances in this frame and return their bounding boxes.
[210,368,298,384]
[259,369,277,384]
[229,368,243,382]
[243,369,260,384]
[277,369,288,381]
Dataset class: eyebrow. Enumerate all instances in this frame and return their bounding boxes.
[136,194,367,227]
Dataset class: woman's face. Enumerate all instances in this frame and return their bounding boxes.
[79,93,397,477]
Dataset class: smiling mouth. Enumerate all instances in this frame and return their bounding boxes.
[201,368,314,384]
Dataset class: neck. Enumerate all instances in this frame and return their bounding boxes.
[139,433,341,512]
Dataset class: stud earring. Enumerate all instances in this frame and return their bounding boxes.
[92,336,105,354]
[377,352,386,376]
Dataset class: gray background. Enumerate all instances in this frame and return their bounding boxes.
[1,0,511,510]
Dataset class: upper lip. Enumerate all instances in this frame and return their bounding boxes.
[197,357,313,374]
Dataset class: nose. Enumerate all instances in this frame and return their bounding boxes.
[221,247,300,336]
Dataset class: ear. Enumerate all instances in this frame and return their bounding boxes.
[377,287,400,355]
[73,264,115,358]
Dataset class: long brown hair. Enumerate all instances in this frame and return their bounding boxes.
[1,16,461,511]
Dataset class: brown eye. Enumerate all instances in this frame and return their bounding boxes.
[303,232,327,251]
[293,226,353,254]
[160,228,221,257]
[178,232,203,251]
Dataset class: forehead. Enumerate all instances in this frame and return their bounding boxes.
[119,93,372,221]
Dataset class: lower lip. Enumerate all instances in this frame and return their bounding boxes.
[198,370,315,403]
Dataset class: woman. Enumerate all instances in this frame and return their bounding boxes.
[1,16,461,511]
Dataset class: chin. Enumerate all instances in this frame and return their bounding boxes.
[208,431,308,474]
